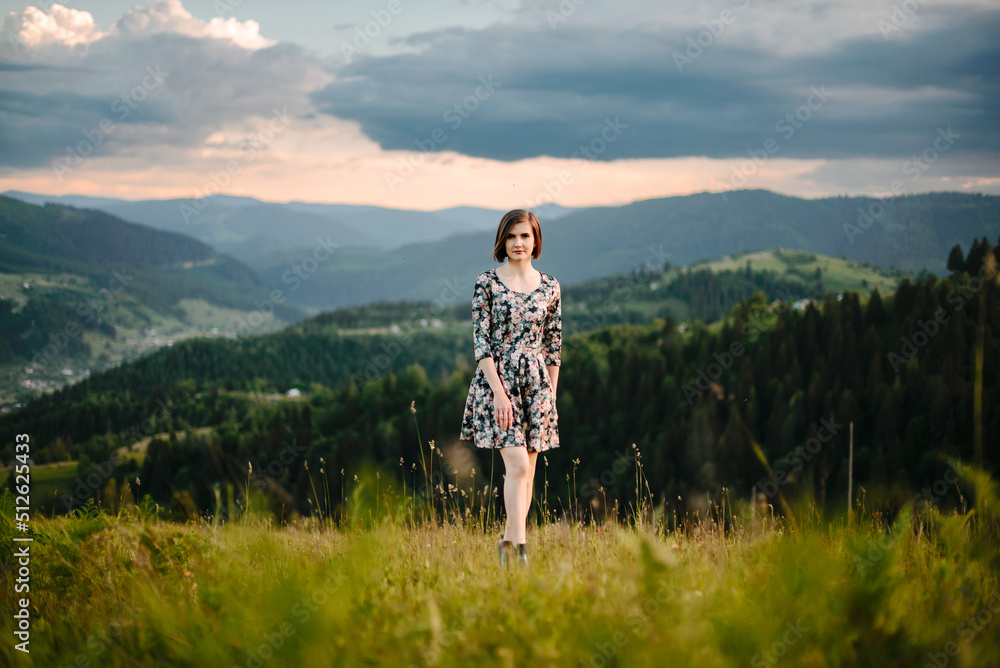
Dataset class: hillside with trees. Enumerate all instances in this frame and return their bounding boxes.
[1,237,995,523]
[0,196,309,401]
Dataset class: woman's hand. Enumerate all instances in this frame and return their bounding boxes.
[494,391,514,431]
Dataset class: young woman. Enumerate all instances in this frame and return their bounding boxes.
[459,209,561,567]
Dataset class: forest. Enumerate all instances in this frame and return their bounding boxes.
[1,237,997,523]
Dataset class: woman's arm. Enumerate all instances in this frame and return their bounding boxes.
[478,356,506,397]
[472,274,513,430]
[472,274,502,395]
[542,281,561,396]
[479,356,514,430]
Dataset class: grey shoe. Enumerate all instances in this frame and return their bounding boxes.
[516,543,528,566]
[497,539,513,566]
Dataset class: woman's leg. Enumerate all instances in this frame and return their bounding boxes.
[500,446,530,544]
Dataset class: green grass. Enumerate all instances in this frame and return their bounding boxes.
[1,456,998,668]
[0,460,78,510]
[691,249,906,295]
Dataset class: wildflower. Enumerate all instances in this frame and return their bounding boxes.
[304,461,309,471]
[354,474,359,482]
[429,440,435,450]
[248,462,252,475]
[135,477,140,486]
[410,400,416,414]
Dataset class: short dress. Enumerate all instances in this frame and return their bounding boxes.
[459,267,561,451]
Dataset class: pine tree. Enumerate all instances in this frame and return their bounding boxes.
[947,244,966,273]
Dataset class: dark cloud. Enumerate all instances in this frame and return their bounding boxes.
[310,8,1000,162]
[0,30,323,168]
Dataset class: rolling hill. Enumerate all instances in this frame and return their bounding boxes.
[1,237,995,524]
[1,239,908,416]
[243,189,999,312]
[0,196,309,402]
[2,191,578,264]
[10,190,997,313]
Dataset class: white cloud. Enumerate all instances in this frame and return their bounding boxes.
[108,0,275,50]
[1,0,274,54]
[0,0,326,169]
[1,0,997,208]
[1,3,104,49]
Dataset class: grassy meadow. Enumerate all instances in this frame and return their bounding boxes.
[689,249,905,296]
[2,452,999,668]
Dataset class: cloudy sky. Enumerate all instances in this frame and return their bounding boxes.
[0,0,997,210]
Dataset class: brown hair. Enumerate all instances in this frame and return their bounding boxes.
[492,209,541,263]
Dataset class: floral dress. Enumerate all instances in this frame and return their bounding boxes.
[459,267,561,451]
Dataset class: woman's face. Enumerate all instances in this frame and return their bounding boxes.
[505,219,535,260]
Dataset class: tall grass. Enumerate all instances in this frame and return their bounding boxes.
[1,411,998,667]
